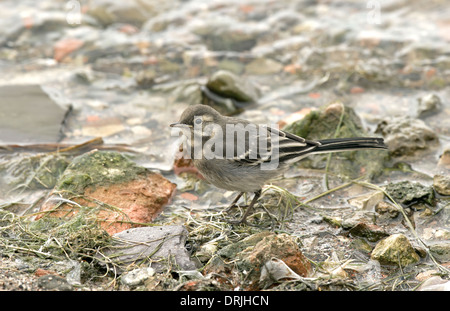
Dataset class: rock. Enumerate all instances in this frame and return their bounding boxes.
[323,215,343,228]
[205,232,312,290]
[37,275,73,291]
[154,80,203,107]
[86,0,159,27]
[370,234,420,267]
[350,238,373,254]
[348,191,384,210]
[141,10,188,33]
[423,228,450,240]
[375,116,439,156]
[135,69,157,88]
[121,267,155,287]
[38,150,176,235]
[429,242,450,262]
[375,201,400,218]
[206,70,259,103]
[433,174,450,196]
[0,11,74,46]
[53,38,84,62]
[0,85,69,144]
[277,108,315,129]
[245,57,283,75]
[349,223,390,242]
[243,233,312,278]
[201,70,260,115]
[434,229,450,240]
[416,93,442,118]
[417,276,450,291]
[265,10,303,32]
[202,70,260,115]
[385,181,435,206]
[191,16,266,52]
[101,225,197,273]
[437,148,450,170]
[216,231,272,259]
[201,86,243,116]
[195,242,218,263]
[217,59,245,75]
[415,269,439,282]
[283,101,387,180]
[80,116,125,137]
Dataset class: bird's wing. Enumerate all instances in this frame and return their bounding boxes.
[231,125,320,166]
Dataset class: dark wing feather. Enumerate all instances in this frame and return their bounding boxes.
[232,126,320,166]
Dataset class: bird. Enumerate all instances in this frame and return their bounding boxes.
[170,104,388,224]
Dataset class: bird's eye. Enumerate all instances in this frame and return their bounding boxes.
[194,117,202,125]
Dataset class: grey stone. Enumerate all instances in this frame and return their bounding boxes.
[37,275,73,291]
[385,180,435,206]
[417,276,450,291]
[0,85,68,144]
[429,242,450,262]
[206,70,259,103]
[433,174,450,196]
[375,116,439,156]
[120,267,155,287]
[86,0,161,26]
[102,225,197,273]
[416,93,442,118]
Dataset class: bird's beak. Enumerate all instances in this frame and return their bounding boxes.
[170,122,192,128]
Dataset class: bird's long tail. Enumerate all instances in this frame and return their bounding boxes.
[313,137,387,154]
[276,136,387,164]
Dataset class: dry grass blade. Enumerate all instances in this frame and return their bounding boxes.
[356,181,450,276]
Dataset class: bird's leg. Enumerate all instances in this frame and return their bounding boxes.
[223,192,244,213]
[228,189,262,225]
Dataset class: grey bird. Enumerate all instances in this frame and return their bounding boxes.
[170,104,387,224]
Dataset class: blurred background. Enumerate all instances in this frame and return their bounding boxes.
[0,0,449,291]
[1,0,448,161]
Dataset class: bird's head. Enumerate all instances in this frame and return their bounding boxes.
[170,105,222,131]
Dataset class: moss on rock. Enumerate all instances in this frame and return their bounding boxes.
[55,150,147,195]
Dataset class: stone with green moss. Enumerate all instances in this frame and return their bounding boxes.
[371,233,420,267]
[202,70,259,116]
[55,150,147,195]
[385,180,435,206]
